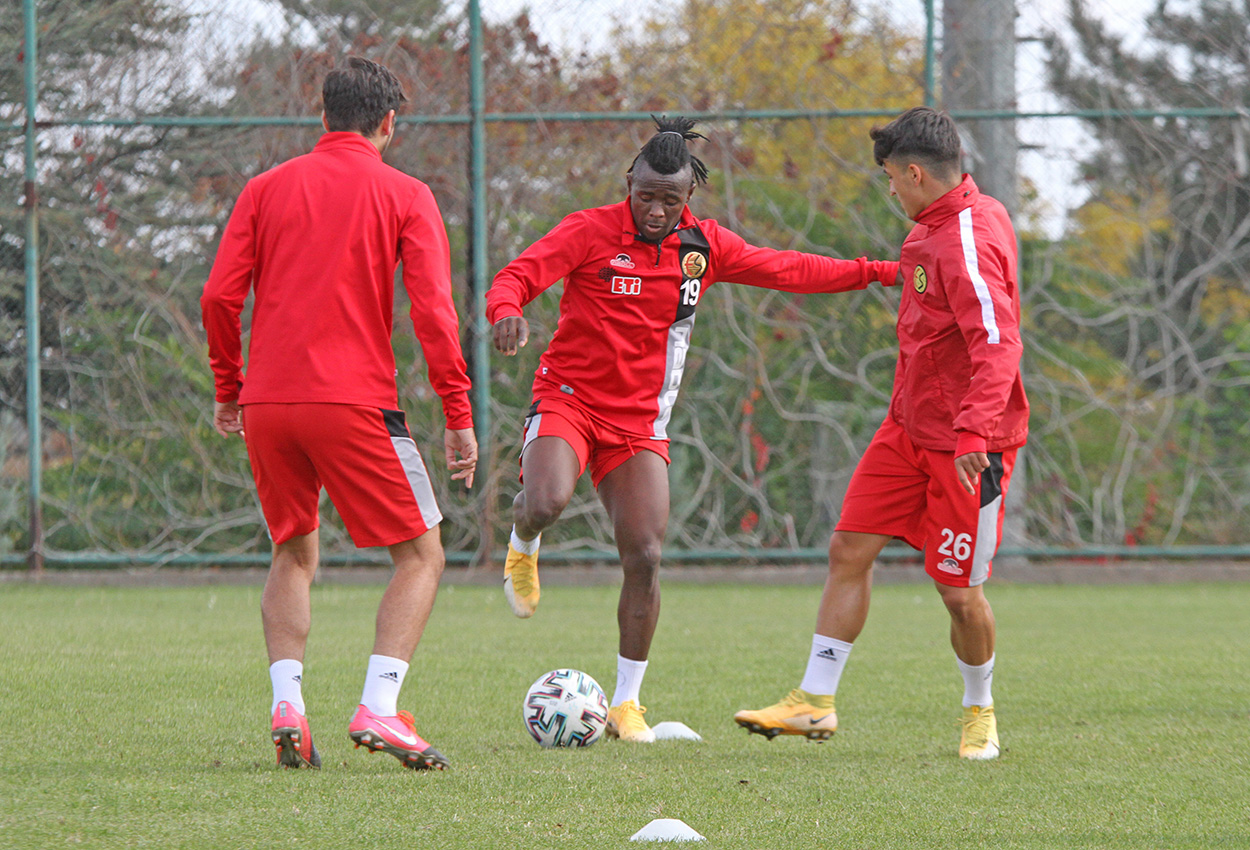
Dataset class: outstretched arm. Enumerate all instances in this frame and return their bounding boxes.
[711,225,899,294]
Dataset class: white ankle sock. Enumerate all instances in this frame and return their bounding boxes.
[958,654,995,707]
[798,634,853,696]
[269,659,305,714]
[360,654,409,717]
[510,526,540,555]
[611,655,648,707]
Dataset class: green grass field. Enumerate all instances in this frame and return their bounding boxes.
[1,579,1246,849]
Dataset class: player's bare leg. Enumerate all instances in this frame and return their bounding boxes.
[936,582,995,665]
[514,435,581,540]
[597,450,668,742]
[348,528,451,770]
[505,436,580,617]
[734,530,890,741]
[372,529,446,659]
[937,582,1001,759]
[814,530,893,641]
[262,530,321,767]
[262,530,319,664]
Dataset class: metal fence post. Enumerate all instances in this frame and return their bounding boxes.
[467,0,494,566]
[22,0,43,573]
[924,0,936,107]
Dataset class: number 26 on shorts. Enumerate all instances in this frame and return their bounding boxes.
[938,528,971,562]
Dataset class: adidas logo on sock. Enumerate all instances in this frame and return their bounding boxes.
[379,671,400,682]
[816,647,840,661]
[292,674,302,684]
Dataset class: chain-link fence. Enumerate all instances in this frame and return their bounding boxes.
[3,0,1248,567]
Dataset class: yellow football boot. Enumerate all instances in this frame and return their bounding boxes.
[606,700,656,743]
[503,538,540,618]
[959,704,1000,760]
[733,688,837,741]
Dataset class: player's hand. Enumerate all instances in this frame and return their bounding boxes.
[954,451,989,494]
[493,316,529,356]
[445,427,478,489]
[213,400,244,439]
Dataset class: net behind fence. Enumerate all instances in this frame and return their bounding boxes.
[3,0,1248,563]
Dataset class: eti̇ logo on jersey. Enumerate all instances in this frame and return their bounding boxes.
[681,251,707,280]
[611,276,642,296]
[609,253,635,269]
[912,264,928,294]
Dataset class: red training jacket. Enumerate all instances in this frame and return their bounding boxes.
[487,200,900,439]
[200,132,473,429]
[890,175,1028,455]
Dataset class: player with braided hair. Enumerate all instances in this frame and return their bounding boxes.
[488,116,900,742]
[633,116,711,185]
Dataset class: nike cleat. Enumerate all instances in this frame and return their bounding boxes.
[348,705,449,770]
[271,701,321,769]
[606,700,656,743]
[959,704,1000,760]
[734,688,837,741]
[503,538,541,618]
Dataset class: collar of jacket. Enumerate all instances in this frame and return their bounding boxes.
[913,174,979,226]
[312,131,384,161]
[618,198,700,246]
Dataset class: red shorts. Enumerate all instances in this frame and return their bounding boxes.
[520,397,670,488]
[242,403,442,548]
[836,416,1018,587]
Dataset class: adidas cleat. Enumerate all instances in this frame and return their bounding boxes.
[271,701,321,769]
[734,688,837,741]
[503,538,541,618]
[606,700,656,743]
[959,704,1000,760]
[348,705,449,770]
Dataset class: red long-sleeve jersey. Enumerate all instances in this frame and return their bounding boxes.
[890,175,1029,454]
[201,132,472,429]
[487,200,899,438]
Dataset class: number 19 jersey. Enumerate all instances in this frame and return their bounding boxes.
[487,200,899,439]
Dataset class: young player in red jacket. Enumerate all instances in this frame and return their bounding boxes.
[735,107,1028,760]
[201,58,477,771]
[488,116,901,743]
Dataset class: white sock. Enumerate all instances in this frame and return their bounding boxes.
[798,634,854,696]
[611,655,648,707]
[510,526,540,555]
[958,654,995,707]
[360,654,409,717]
[269,659,305,714]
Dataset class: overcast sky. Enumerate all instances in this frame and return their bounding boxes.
[201,0,1169,233]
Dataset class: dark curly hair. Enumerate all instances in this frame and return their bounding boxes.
[630,115,710,186]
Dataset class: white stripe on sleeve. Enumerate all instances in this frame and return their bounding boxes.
[958,207,1000,345]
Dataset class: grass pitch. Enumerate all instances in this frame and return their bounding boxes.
[0,578,1246,849]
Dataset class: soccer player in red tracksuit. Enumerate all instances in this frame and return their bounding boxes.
[201,58,477,771]
[489,117,901,742]
[735,107,1028,760]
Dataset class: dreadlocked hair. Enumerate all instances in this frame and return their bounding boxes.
[632,115,710,186]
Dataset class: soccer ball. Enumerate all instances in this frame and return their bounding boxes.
[523,668,609,748]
